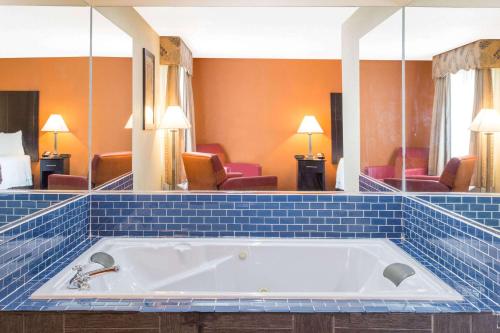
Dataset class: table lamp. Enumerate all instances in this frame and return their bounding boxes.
[470,108,500,192]
[159,105,191,189]
[41,114,69,156]
[297,115,323,159]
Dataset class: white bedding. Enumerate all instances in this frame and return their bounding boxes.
[0,155,33,189]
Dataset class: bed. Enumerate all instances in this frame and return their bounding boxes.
[0,91,39,190]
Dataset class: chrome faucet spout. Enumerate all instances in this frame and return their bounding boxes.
[68,252,119,290]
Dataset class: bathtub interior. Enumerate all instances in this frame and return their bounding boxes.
[31,238,463,301]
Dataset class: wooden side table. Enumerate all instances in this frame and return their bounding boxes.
[40,155,71,189]
[296,158,326,191]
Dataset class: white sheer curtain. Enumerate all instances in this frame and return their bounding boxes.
[428,76,451,176]
[493,69,500,191]
[450,70,475,158]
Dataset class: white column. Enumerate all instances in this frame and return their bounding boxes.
[341,7,401,192]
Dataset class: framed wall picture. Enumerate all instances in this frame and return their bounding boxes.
[143,48,155,130]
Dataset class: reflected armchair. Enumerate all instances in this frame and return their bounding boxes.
[196,143,262,177]
[182,152,277,191]
[364,147,429,180]
[384,155,476,192]
[48,152,132,190]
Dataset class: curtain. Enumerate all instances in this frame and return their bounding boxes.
[184,72,196,153]
[493,69,500,191]
[428,75,451,176]
[470,69,494,188]
[163,65,196,188]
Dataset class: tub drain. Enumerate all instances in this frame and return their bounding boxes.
[258,288,269,293]
[238,251,248,260]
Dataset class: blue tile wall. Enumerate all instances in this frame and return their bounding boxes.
[359,174,398,193]
[95,172,133,191]
[0,191,497,314]
[0,192,76,226]
[417,195,500,230]
[90,193,403,239]
[402,196,499,312]
[0,195,89,307]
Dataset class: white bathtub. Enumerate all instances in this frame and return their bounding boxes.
[31,238,463,301]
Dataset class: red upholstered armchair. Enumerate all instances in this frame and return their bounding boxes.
[48,152,132,190]
[364,147,429,180]
[196,143,262,177]
[384,155,476,192]
[182,152,277,191]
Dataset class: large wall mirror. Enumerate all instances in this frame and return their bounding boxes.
[401,6,500,232]
[359,8,403,193]
[95,6,361,193]
[0,2,90,227]
[1,2,497,233]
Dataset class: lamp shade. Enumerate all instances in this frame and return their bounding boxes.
[297,115,323,134]
[159,105,191,129]
[470,108,500,133]
[41,114,69,132]
[124,114,133,129]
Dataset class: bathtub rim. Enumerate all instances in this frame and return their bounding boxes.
[30,237,464,302]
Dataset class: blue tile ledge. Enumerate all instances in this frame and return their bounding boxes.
[0,238,496,314]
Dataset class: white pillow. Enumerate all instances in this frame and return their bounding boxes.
[0,131,25,156]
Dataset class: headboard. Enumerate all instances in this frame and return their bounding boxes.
[0,91,40,161]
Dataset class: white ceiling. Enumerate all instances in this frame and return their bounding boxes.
[1,6,500,60]
[137,6,500,60]
[0,6,132,58]
[361,7,500,60]
[135,7,357,59]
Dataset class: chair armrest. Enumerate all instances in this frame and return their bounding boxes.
[384,178,450,192]
[405,168,428,176]
[226,172,244,179]
[225,163,262,177]
[48,174,88,190]
[406,175,440,181]
[219,176,278,191]
[364,166,395,180]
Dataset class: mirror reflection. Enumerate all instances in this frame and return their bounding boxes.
[90,9,133,191]
[0,4,89,224]
[133,7,357,192]
[359,9,403,192]
[406,8,500,193]
[400,7,500,194]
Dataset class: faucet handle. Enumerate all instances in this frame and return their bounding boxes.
[73,265,84,273]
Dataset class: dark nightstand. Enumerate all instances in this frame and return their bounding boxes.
[296,157,326,191]
[40,155,71,189]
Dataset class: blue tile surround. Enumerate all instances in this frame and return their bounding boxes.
[0,195,89,309]
[0,192,75,226]
[418,195,500,230]
[401,196,499,312]
[0,192,497,314]
[90,193,403,239]
[95,172,133,191]
[359,174,398,193]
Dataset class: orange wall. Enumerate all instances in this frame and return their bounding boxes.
[193,58,434,190]
[92,57,132,155]
[360,60,434,170]
[0,57,132,188]
[193,58,342,191]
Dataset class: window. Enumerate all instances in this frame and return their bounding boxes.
[450,69,475,158]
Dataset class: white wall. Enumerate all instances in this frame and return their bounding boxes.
[96,7,163,190]
[341,7,400,192]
